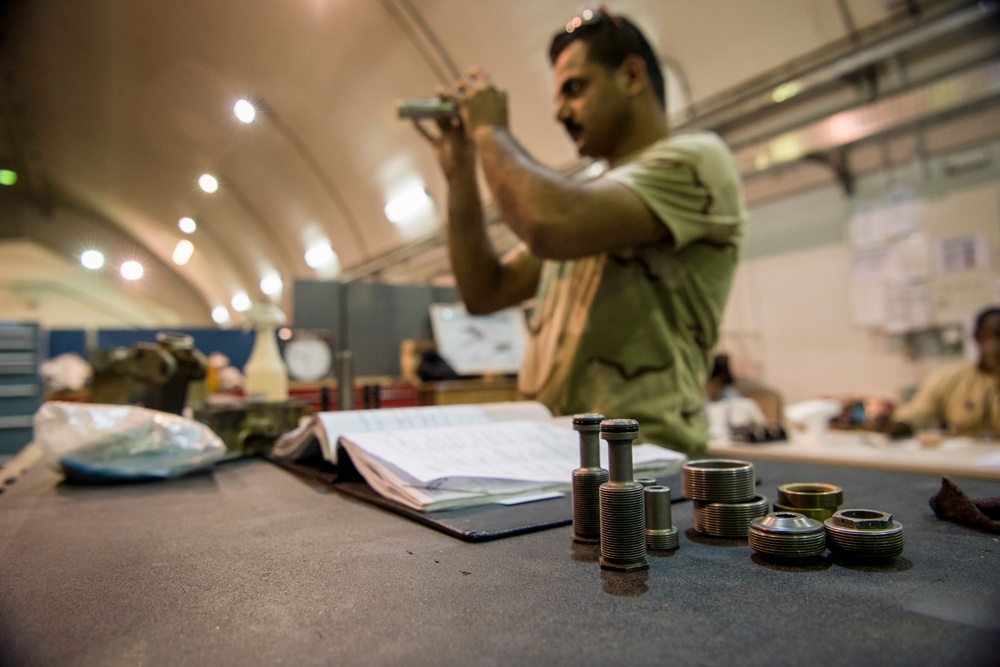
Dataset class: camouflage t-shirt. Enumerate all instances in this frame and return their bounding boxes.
[517,131,746,453]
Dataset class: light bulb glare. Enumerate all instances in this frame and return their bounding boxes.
[199,174,219,193]
[80,250,105,270]
[120,261,144,281]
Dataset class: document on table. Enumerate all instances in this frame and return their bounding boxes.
[338,420,685,512]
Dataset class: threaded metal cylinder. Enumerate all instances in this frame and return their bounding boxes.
[748,512,827,559]
[681,459,756,502]
[571,413,606,544]
[599,419,648,571]
[645,485,679,550]
[572,467,609,543]
[693,494,770,538]
[599,483,647,569]
[824,509,905,560]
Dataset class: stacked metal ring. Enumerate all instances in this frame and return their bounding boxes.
[748,511,827,559]
[774,482,843,522]
[681,460,756,503]
[824,509,905,560]
[693,494,770,538]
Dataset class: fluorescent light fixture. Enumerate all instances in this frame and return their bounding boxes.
[179,217,197,234]
[80,249,105,270]
[772,81,801,104]
[234,99,257,124]
[211,306,231,324]
[260,272,283,296]
[199,174,219,193]
[120,260,144,280]
[231,292,252,312]
[172,239,195,265]
[0,169,16,186]
[304,242,336,268]
[384,185,432,224]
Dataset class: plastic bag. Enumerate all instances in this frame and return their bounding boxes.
[34,401,227,482]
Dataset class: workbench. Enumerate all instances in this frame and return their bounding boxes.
[1,444,997,666]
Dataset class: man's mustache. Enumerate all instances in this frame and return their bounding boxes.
[563,120,582,135]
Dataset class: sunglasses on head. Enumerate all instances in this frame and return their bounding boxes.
[565,3,624,33]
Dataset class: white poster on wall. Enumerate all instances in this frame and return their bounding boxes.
[937,233,990,274]
[851,247,889,326]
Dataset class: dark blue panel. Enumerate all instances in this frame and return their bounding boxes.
[48,329,88,358]
[47,328,257,370]
[97,328,257,370]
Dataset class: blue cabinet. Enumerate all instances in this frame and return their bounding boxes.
[0,323,42,460]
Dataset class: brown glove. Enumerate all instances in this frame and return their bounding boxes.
[928,477,1000,533]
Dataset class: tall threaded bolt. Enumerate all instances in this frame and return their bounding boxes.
[599,419,649,572]
[572,413,607,544]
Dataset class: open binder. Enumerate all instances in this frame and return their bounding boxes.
[271,401,685,542]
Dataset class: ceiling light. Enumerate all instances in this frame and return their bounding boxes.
[384,185,432,224]
[199,174,219,193]
[231,292,252,312]
[172,239,195,265]
[212,306,231,324]
[260,272,283,296]
[234,99,257,124]
[179,217,197,234]
[772,81,801,104]
[80,249,105,270]
[0,169,16,186]
[120,260,144,280]
[304,242,336,268]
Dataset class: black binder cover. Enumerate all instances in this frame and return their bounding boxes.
[270,441,681,543]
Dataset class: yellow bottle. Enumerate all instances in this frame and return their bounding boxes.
[243,305,289,402]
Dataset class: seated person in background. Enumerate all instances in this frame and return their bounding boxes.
[881,306,1000,439]
[704,354,778,442]
[705,354,739,401]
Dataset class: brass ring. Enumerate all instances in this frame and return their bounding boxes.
[777,482,844,509]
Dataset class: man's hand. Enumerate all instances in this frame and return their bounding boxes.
[412,103,476,180]
[872,411,914,439]
[453,67,508,136]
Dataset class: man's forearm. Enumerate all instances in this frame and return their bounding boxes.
[474,126,577,252]
[444,167,509,314]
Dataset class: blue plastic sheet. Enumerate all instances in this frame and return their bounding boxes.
[34,402,226,482]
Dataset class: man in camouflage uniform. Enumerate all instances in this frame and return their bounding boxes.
[417,7,745,453]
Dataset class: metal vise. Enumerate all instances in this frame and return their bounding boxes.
[90,332,207,414]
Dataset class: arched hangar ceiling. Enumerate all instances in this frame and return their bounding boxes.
[0,0,996,327]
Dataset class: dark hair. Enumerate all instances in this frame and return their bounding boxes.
[548,11,666,111]
[709,354,734,386]
[974,306,1000,336]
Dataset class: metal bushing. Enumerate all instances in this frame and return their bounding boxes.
[772,502,836,522]
[824,509,905,560]
[776,483,843,509]
[748,511,827,559]
[681,459,756,503]
[693,494,770,538]
[644,485,679,550]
